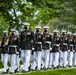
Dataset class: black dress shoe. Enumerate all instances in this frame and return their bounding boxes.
[28,65,31,71]
[35,66,37,70]
[9,72,14,74]
[2,72,8,74]
[53,67,57,69]
[22,70,26,73]
[22,70,29,73]
[49,67,52,69]
[63,66,66,68]
[14,68,18,73]
[60,66,62,68]
[57,65,60,69]
[74,65,76,67]
[68,65,72,67]
[43,68,48,70]
[6,68,9,73]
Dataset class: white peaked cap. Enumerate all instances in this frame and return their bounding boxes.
[3,30,8,33]
[23,22,30,26]
[67,32,72,35]
[53,29,59,33]
[43,26,49,29]
[35,26,41,29]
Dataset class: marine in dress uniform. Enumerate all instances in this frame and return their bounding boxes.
[73,33,76,66]
[8,29,20,74]
[49,29,60,69]
[42,26,52,69]
[67,32,74,67]
[1,30,9,74]
[60,30,68,68]
[20,22,35,72]
[31,26,43,70]
[15,30,20,72]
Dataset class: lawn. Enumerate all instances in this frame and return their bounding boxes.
[15,68,76,75]
[0,60,76,75]
[0,60,3,68]
[0,58,76,75]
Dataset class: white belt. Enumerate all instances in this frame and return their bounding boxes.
[2,45,6,46]
[9,45,17,48]
[35,42,42,44]
[53,44,59,47]
[63,43,67,45]
[56,44,59,46]
[70,44,74,46]
[46,41,51,44]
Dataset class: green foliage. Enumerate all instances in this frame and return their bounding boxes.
[0,0,76,39]
[0,13,9,39]
[0,60,3,68]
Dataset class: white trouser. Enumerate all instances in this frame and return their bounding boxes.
[21,50,31,71]
[68,51,73,66]
[37,51,42,70]
[59,51,63,66]
[41,50,45,69]
[62,51,68,67]
[31,51,37,70]
[49,52,59,68]
[54,52,59,67]
[9,54,17,73]
[74,52,76,66]
[43,49,50,69]
[67,50,70,65]
[1,54,8,72]
[15,55,20,71]
[49,52,54,68]
[31,51,42,70]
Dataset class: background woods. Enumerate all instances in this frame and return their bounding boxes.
[0,0,76,39]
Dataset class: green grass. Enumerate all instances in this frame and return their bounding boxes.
[0,60,3,68]
[0,59,11,69]
[15,68,76,75]
[0,59,76,75]
[0,59,22,69]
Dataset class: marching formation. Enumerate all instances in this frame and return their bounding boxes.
[0,22,76,74]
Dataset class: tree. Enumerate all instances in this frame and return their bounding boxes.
[0,0,76,39]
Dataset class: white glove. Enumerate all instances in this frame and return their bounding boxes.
[32,48,35,50]
[59,50,61,52]
[5,42,8,45]
[68,50,70,52]
[16,52,19,55]
[50,47,52,51]
[73,50,75,52]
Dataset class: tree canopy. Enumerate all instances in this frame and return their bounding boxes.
[0,0,76,38]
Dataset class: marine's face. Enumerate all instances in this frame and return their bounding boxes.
[44,28,48,32]
[24,25,29,30]
[4,33,8,36]
[36,28,40,33]
[62,32,66,36]
[68,34,71,37]
[54,32,58,35]
[12,31,16,36]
